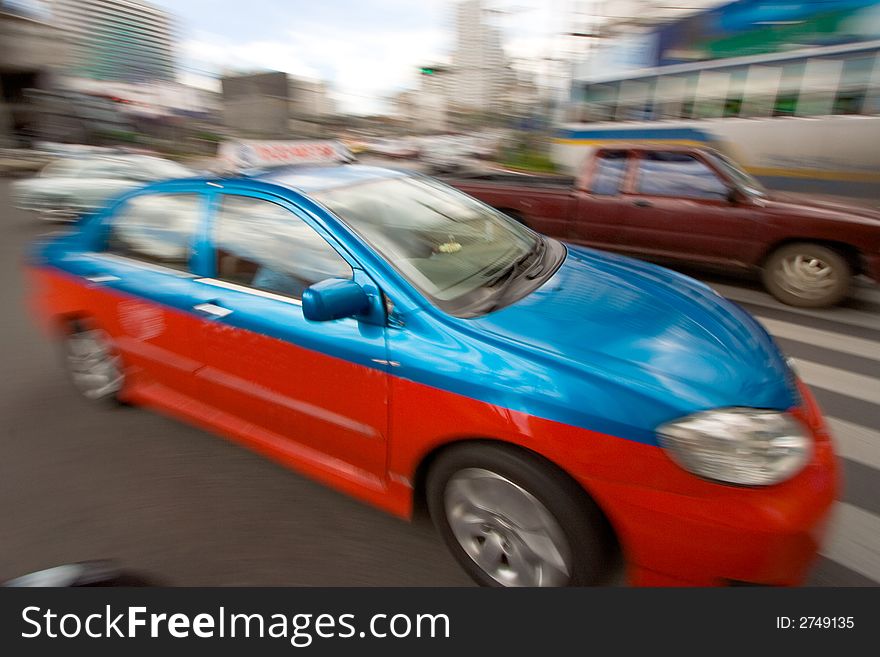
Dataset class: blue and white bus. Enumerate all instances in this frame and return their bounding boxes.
[555,40,880,199]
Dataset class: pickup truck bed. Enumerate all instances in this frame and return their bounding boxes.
[443,170,575,188]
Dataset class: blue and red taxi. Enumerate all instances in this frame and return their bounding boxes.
[26,140,838,587]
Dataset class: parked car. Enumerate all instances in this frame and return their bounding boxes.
[422,139,471,174]
[445,145,880,308]
[367,138,420,159]
[27,159,837,587]
[11,154,192,221]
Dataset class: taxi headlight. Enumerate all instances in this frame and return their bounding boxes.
[657,408,812,486]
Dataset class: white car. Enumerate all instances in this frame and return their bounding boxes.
[11,155,191,221]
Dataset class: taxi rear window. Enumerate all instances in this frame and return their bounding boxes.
[105,194,201,272]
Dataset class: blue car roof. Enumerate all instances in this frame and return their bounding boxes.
[254,164,408,194]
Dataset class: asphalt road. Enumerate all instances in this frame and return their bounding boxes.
[1,176,878,586]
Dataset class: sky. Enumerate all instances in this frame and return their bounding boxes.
[151,0,572,115]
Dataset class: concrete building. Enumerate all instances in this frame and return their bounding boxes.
[289,77,336,119]
[450,0,515,112]
[222,71,337,138]
[1,1,69,146]
[415,66,451,132]
[221,71,290,138]
[51,0,175,83]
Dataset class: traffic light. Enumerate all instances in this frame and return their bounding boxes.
[420,67,435,75]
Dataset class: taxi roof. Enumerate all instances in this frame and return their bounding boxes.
[255,163,408,194]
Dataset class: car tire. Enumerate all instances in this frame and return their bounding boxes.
[762,242,851,308]
[62,320,125,403]
[426,443,615,587]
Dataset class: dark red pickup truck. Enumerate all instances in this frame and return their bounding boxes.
[446,145,880,308]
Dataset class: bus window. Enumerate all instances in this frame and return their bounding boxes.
[616,79,654,121]
[773,61,805,117]
[864,54,880,115]
[678,73,700,119]
[834,54,878,115]
[742,65,782,117]
[585,83,619,122]
[797,58,843,116]
[724,67,748,117]
[694,70,730,119]
[654,75,686,119]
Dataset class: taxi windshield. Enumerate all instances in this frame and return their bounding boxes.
[314,175,540,313]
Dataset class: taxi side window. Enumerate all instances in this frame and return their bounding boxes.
[214,195,352,300]
[590,151,628,196]
[105,193,200,271]
[634,152,728,200]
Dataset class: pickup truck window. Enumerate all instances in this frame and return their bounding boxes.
[591,151,628,196]
[634,152,728,201]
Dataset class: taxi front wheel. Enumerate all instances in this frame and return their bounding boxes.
[426,444,615,587]
[62,321,125,402]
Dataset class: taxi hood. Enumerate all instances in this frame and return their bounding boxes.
[469,246,798,413]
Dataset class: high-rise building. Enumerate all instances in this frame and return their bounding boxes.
[52,0,175,83]
[451,0,513,111]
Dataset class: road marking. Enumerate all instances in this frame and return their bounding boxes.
[756,317,880,361]
[820,502,880,584]
[828,417,880,471]
[789,359,880,405]
[709,282,880,331]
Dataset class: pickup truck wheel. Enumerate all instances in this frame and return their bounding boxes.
[427,444,613,587]
[63,321,125,402]
[762,243,851,308]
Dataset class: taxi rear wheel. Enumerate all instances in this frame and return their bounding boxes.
[62,321,125,402]
[426,444,614,587]
[762,242,851,308]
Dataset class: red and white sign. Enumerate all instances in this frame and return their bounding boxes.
[218,139,353,171]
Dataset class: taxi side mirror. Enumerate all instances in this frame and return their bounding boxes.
[302,278,370,322]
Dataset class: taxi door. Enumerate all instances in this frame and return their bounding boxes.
[68,190,213,399]
[190,190,389,482]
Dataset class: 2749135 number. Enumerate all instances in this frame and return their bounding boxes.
[776,616,854,629]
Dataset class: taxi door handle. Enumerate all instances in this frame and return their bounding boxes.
[193,302,233,319]
[85,274,120,284]
[632,199,653,208]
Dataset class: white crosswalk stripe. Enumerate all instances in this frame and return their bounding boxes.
[788,359,880,405]
[705,279,880,585]
[820,502,880,584]
[827,418,880,471]
[710,282,880,331]
[757,317,880,361]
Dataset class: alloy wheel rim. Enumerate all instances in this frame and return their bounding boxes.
[65,328,123,400]
[444,468,571,587]
[775,254,837,300]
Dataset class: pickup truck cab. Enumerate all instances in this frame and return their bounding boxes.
[447,145,880,308]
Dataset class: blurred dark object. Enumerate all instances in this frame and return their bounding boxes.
[4,560,157,587]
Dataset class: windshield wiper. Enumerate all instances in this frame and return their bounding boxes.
[482,236,547,312]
